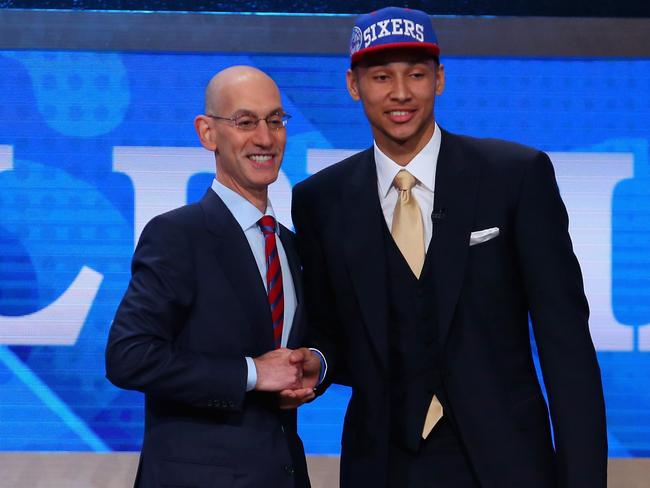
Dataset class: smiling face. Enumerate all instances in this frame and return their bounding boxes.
[194,67,286,210]
[347,48,445,165]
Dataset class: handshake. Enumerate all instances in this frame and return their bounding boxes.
[253,347,322,409]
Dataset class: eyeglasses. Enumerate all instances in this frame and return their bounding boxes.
[206,112,291,131]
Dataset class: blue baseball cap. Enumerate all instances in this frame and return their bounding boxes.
[349,7,440,66]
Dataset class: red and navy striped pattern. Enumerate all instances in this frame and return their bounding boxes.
[258,215,284,348]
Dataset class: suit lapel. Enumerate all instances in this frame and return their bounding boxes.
[200,190,274,352]
[342,149,390,370]
[431,130,480,349]
[279,225,305,349]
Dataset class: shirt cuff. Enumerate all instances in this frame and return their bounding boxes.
[309,348,327,386]
[245,356,257,392]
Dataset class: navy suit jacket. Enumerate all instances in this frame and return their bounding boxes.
[106,189,309,488]
[292,129,607,488]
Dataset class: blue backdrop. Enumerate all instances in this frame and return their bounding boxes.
[0,51,648,456]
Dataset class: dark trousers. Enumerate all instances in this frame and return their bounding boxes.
[388,417,480,488]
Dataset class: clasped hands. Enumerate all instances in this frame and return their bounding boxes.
[253,348,321,409]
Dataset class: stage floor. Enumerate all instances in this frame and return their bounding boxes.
[0,453,647,487]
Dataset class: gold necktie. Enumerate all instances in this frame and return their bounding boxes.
[391,170,444,438]
[391,170,425,278]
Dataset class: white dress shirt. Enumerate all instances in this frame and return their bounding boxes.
[374,123,441,250]
[210,179,297,391]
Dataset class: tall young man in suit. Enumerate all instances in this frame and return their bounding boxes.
[292,7,607,487]
[106,66,317,488]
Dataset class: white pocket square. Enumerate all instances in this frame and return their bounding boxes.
[469,227,500,246]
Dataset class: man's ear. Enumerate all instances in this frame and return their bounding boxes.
[194,115,218,152]
[346,68,361,101]
[435,63,445,96]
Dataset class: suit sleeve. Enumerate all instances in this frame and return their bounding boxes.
[105,214,247,411]
[514,151,607,487]
[292,184,349,390]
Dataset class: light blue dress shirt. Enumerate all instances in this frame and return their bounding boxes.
[210,179,297,391]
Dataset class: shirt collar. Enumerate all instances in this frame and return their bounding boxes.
[210,178,278,234]
[374,122,441,198]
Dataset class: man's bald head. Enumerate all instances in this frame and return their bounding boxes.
[194,65,287,212]
[204,66,280,115]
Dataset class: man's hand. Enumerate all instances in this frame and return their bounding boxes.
[278,387,316,409]
[290,348,321,389]
[278,348,321,409]
[253,348,302,392]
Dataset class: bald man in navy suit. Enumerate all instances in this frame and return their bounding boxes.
[107,66,318,488]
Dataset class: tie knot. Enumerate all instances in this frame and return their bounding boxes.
[258,215,276,236]
[393,170,417,191]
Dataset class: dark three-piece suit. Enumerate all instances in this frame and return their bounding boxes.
[292,128,607,488]
[106,189,309,488]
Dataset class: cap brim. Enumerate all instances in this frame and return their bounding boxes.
[351,42,440,65]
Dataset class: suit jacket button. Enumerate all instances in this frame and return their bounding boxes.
[284,465,294,475]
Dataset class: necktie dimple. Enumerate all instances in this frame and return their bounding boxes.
[391,170,425,278]
[258,215,284,349]
[390,170,444,438]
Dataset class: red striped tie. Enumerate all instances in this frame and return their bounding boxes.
[258,216,284,348]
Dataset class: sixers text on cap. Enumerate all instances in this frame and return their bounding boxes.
[349,6,440,66]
